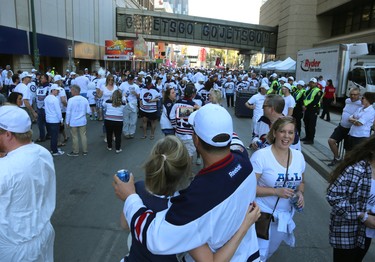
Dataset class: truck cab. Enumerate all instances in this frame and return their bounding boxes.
[347,62,375,96]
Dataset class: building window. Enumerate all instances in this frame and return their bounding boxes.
[331,0,375,36]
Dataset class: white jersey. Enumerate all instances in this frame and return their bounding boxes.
[247,93,266,123]
[251,146,305,212]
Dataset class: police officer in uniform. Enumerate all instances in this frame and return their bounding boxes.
[301,78,322,144]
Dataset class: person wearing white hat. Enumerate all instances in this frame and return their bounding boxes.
[44,84,64,156]
[14,71,38,121]
[113,103,261,261]
[281,83,296,116]
[245,83,269,135]
[292,80,306,135]
[54,75,68,145]
[301,78,323,144]
[0,105,56,261]
[267,73,279,94]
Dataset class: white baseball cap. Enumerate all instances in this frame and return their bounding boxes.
[260,83,270,90]
[282,83,292,91]
[70,72,76,76]
[54,75,63,82]
[279,77,287,82]
[0,105,31,133]
[50,84,61,91]
[188,104,233,147]
[310,78,318,83]
[31,68,37,73]
[20,71,33,80]
[288,76,294,81]
[271,73,278,78]
[297,80,305,86]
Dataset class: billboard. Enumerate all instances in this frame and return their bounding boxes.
[105,40,134,55]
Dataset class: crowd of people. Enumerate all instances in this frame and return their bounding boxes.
[1,63,375,261]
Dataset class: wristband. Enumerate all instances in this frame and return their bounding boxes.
[361,212,369,223]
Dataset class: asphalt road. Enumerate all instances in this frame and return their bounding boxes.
[31,106,375,262]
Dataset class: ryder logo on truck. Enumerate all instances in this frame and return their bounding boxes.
[300,59,322,72]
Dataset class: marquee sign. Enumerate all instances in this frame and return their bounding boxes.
[116,8,277,54]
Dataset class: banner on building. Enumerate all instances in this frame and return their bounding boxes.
[105,40,134,56]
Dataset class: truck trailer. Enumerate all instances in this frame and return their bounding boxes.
[295,43,375,105]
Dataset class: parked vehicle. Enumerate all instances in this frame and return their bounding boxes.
[296,43,375,106]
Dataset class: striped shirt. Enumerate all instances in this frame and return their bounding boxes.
[103,99,126,121]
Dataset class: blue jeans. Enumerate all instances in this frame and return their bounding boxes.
[37,108,47,140]
[47,123,60,153]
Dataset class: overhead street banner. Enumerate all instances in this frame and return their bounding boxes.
[116,8,277,54]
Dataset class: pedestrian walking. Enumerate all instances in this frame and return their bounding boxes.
[103,90,126,153]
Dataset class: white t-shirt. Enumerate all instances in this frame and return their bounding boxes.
[251,146,305,212]
[341,98,363,128]
[247,93,265,123]
[282,95,296,116]
[119,81,140,104]
[65,95,91,127]
[73,75,89,94]
[349,106,375,138]
[100,85,118,104]
[14,83,31,108]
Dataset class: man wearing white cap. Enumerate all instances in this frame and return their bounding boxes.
[14,71,38,121]
[113,104,261,261]
[301,78,323,144]
[44,84,64,156]
[0,105,56,261]
[292,80,306,135]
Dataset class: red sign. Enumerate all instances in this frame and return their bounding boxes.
[105,40,134,55]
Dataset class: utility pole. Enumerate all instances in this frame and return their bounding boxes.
[30,0,39,70]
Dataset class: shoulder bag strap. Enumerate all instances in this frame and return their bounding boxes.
[271,149,290,215]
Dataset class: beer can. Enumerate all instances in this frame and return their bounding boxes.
[117,169,130,182]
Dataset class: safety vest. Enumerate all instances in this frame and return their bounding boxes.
[267,80,279,94]
[293,88,306,101]
[303,87,321,107]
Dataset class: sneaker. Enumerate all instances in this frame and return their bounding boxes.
[107,147,112,151]
[67,152,79,157]
[196,157,202,165]
[116,149,122,154]
[129,134,135,139]
[82,152,88,156]
[52,151,65,156]
[104,137,107,143]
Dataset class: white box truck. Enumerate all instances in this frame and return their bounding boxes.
[295,43,375,105]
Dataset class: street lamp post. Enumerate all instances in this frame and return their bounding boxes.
[30,0,39,70]
[68,46,73,71]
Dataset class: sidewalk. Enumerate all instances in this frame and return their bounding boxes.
[301,113,342,181]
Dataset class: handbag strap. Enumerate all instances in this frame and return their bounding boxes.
[271,148,290,215]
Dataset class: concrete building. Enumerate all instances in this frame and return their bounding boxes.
[260,0,375,60]
[164,0,189,15]
[0,0,154,73]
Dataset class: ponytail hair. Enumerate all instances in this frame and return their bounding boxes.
[143,136,192,196]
